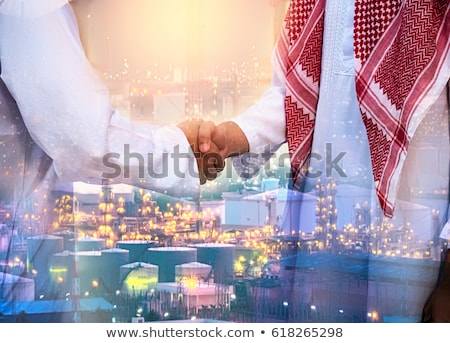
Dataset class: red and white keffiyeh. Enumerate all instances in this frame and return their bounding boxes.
[278,0,450,217]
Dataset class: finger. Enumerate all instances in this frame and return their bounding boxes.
[197,156,207,185]
[198,120,216,153]
[177,118,203,151]
[204,162,218,181]
[210,124,227,154]
[209,144,226,172]
[202,151,224,180]
[213,149,225,173]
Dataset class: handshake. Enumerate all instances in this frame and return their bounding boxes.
[177,118,249,185]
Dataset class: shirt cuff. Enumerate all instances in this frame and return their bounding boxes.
[231,87,286,155]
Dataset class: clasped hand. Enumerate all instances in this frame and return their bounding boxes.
[177,118,227,184]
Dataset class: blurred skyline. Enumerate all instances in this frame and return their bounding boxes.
[71,0,288,76]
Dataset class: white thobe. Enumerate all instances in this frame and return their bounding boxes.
[232,0,449,321]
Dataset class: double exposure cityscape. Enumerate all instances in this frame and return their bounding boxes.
[0,0,448,324]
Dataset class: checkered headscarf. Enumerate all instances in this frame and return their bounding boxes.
[278,0,450,217]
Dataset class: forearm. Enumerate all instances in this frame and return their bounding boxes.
[106,114,200,197]
[229,49,287,154]
[0,3,200,196]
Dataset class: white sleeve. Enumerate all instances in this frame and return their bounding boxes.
[229,48,287,178]
[0,3,200,198]
[231,48,287,154]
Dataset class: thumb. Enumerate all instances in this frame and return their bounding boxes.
[198,120,216,153]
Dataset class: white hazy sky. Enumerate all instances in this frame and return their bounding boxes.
[71,0,286,75]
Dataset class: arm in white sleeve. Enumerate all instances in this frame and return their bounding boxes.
[229,48,287,178]
[0,2,200,198]
[231,48,287,154]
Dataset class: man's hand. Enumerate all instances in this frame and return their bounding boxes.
[178,118,250,185]
[198,120,250,159]
[177,118,225,184]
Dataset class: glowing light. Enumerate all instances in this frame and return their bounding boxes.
[184,277,197,290]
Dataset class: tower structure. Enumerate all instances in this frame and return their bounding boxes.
[98,180,116,247]
[314,179,338,251]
